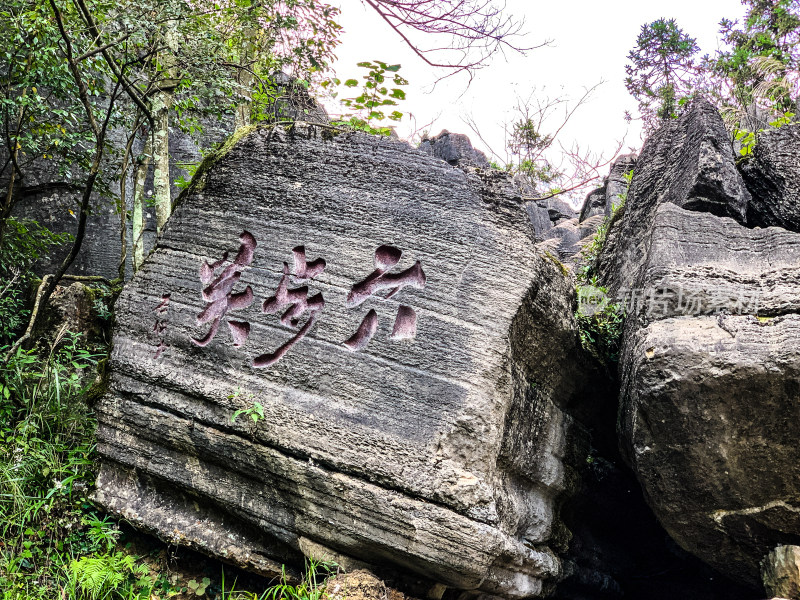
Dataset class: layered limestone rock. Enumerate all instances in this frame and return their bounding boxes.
[598,98,752,294]
[578,154,637,222]
[534,154,636,266]
[741,122,800,232]
[598,99,800,589]
[416,129,587,246]
[418,129,490,169]
[93,125,592,598]
[536,215,605,266]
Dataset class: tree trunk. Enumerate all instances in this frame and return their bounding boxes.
[152,25,179,235]
[152,91,172,235]
[0,67,32,247]
[234,67,254,129]
[132,136,151,272]
[234,0,261,129]
[117,124,140,281]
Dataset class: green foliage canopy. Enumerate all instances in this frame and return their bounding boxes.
[625,18,700,130]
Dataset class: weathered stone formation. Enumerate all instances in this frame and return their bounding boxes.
[93,125,599,599]
[762,545,800,600]
[531,200,582,261]
[578,153,637,222]
[598,97,752,293]
[597,98,800,590]
[535,197,577,225]
[530,155,639,266]
[740,121,800,232]
[416,130,585,247]
[535,216,604,267]
[34,282,104,345]
[418,129,490,169]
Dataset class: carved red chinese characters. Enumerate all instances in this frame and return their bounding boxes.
[343,245,426,351]
[191,237,426,367]
[192,231,256,347]
[254,246,327,368]
[153,293,171,359]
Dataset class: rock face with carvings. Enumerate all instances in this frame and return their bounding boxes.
[93,125,596,598]
[597,98,800,590]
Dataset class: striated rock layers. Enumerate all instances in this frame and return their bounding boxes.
[93,125,594,598]
[741,121,800,232]
[579,153,637,223]
[598,99,800,589]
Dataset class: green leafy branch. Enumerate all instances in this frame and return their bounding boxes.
[329,60,407,136]
[734,110,795,160]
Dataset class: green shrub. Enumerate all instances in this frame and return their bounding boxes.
[66,552,150,600]
[0,217,72,344]
[573,170,632,365]
[0,333,107,599]
[575,282,625,366]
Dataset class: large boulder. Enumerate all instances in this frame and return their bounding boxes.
[418,130,490,169]
[36,281,103,344]
[598,99,800,590]
[93,124,593,598]
[617,203,800,587]
[740,122,800,232]
[598,98,752,294]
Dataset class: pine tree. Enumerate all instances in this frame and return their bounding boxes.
[625,18,700,131]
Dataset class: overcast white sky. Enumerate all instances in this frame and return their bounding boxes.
[325,0,747,167]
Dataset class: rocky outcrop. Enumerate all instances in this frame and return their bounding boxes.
[740,122,800,232]
[598,98,752,294]
[579,154,637,222]
[93,124,601,599]
[533,153,636,266]
[35,281,103,344]
[418,130,490,169]
[537,215,604,266]
[526,198,580,245]
[415,130,588,244]
[598,99,800,590]
[86,100,796,598]
[537,197,576,224]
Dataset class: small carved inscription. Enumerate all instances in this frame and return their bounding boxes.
[153,293,171,359]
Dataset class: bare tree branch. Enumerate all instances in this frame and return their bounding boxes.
[75,32,130,62]
[464,83,627,204]
[363,0,546,78]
